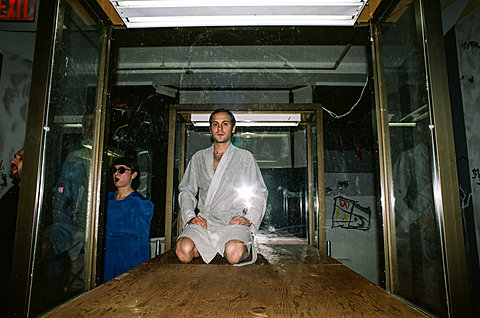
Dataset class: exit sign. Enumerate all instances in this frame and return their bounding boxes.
[0,0,36,21]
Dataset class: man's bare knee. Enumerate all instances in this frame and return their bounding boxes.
[224,240,247,264]
[176,237,195,263]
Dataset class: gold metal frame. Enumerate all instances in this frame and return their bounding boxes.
[420,1,471,316]
[315,108,325,252]
[8,0,62,315]
[372,0,472,316]
[85,26,112,290]
[8,0,111,315]
[163,104,324,252]
[371,20,396,293]
[306,122,315,246]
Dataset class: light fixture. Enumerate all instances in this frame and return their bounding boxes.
[190,112,301,127]
[54,115,83,128]
[115,0,365,7]
[84,144,123,157]
[388,122,416,127]
[61,123,83,128]
[110,0,367,28]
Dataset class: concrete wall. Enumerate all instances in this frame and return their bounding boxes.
[0,0,39,196]
[0,0,39,197]
[455,6,480,269]
[0,32,35,196]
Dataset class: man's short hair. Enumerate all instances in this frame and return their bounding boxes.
[209,108,236,127]
[113,157,141,190]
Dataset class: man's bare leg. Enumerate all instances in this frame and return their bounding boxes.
[176,237,200,263]
[224,239,248,264]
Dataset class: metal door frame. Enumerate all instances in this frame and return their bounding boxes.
[371,0,472,316]
[163,104,325,252]
[8,0,112,315]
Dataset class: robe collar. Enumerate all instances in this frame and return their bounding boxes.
[204,143,234,207]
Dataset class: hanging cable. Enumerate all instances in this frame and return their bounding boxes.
[322,74,369,119]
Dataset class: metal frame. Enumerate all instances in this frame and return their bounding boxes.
[7,0,111,315]
[372,0,472,316]
[177,122,187,237]
[371,19,396,294]
[420,0,471,315]
[163,104,324,252]
[315,108,325,252]
[85,25,112,290]
[306,122,315,246]
[7,0,61,315]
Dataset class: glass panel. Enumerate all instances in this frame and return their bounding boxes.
[175,122,312,244]
[29,0,105,315]
[109,26,380,285]
[376,0,447,316]
[104,88,173,258]
[323,85,382,286]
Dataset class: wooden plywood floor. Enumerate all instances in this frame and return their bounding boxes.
[42,244,426,317]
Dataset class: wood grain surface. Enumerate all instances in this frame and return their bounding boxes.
[41,245,425,317]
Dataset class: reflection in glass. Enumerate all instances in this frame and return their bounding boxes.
[377,0,447,316]
[111,26,379,294]
[180,125,310,243]
[106,89,172,241]
[29,1,104,315]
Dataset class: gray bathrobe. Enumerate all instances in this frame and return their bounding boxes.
[178,143,268,263]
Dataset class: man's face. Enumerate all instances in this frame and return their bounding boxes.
[10,149,24,181]
[209,112,236,144]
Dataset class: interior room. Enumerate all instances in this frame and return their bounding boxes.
[4,0,478,317]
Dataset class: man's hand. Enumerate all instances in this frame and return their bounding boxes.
[229,216,252,227]
[188,215,207,228]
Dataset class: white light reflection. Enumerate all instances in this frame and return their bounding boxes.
[237,184,255,212]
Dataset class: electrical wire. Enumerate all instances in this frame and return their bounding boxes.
[322,74,369,119]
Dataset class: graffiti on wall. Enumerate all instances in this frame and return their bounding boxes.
[332,196,371,231]
[461,40,479,50]
[0,50,32,198]
[472,168,480,185]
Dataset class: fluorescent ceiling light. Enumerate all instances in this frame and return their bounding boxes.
[61,123,83,128]
[115,1,364,8]
[88,144,123,157]
[237,132,290,138]
[111,0,367,28]
[193,122,300,127]
[238,122,300,127]
[191,113,301,127]
[388,122,416,127]
[126,16,355,27]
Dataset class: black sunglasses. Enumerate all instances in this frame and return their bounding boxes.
[111,167,131,174]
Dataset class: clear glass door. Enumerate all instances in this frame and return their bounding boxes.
[374,0,447,316]
[28,0,106,315]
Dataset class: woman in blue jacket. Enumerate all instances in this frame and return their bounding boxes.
[104,157,154,282]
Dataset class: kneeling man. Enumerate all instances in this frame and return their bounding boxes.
[176,109,268,265]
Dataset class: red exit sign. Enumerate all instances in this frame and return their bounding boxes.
[0,0,36,21]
